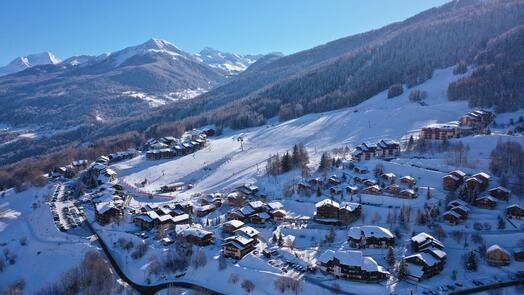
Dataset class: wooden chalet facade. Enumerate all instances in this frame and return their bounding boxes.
[507,204,524,220]
[442,170,466,191]
[489,186,510,201]
[474,195,497,209]
[403,250,446,281]
[315,199,361,225]
[352,140,400,161]
[317,250,389,282]
[421,122,459,140]
[486,244,511,266]
[410,232,444,252]
[348,226,394,249]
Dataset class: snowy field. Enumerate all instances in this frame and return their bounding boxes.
[115,67,478,198]
[0,185,93,292]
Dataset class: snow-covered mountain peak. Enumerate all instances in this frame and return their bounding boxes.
[195,47,262,75]
[108,38,186,67]
[0,51,61,76]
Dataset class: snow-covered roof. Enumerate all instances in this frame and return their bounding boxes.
[473,172,491,180]
[179,225,213,239]
[348,226,394,240]
[266,201,283,210]
[448,199,468,208]
[315,199,340,208]
[235,226,259,238]
[443,210,462,219]
[318,250,388,273]
[490,186,510,193]
[340,202,360,212]
[223,220,244,228]
[406,252,439,267]
[487,244,510,256]
[405,262,425,279]
[248,200,265,209]
[425,248,447,260]
[411,232,437,244]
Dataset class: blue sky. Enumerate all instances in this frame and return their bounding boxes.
[0,0,449,64]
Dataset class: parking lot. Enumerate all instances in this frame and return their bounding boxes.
[49,184,86,232]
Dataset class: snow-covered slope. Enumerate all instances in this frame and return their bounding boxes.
[195,47,262,75]
[0,52,61,76]
[115,67,474,196]
[107,38,190,67]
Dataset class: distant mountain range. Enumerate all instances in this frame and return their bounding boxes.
[0,52,61,76]
[0,39,271,127]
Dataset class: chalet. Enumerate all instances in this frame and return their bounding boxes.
[339,202,362,224]
[459,110,494,132]
[447,199,468,210]
[381,173,396,185]
[472,172,490,191]
[71,159,89,170]
[421,122,459,140]
[362,185,382,195]
[96,155,110,165]
[95,202,123,225]
[377,139,401,158]
[271,209,286,221]
[403,251,445,281]
[489,186,510,201]
[222,235,256,259]
[96,168,117,185]
[226,192,244,207]
[346,186,359,195]
[236,183,259,197]
[160,182,186,193]
[442,170,466,191]
[328,175,342,185]
[196,204,217,217]
[202,128,215,136]
[248,200,266,213]
[234,226,260,242]
[507,204,524,220]
[315,199,340,222]
[133,214,154,230]
[384,184,400,195]
[411,232,444,252]
[353,166,369,174]
[400,175,417,187]
[297,182,312,192]
[399,189,416,199]
[513,248,524,261]
[450,205,469,218]
[442,210,463,225]
[474,196,497,209]
[486,244,511,266]
[352,142,381,161]
[265,201,284,212]
[363,179,378,187]
[308,178,323,187]
[329,187,344,196]
[348,226,394,248]
[178,225,214,246]
[228,209,245,221]
[465,176,483,193]
[248,212,271,224]
[222,220,245,233]
[317,250,389,282]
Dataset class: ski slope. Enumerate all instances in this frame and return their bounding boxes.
[115,67,474,197]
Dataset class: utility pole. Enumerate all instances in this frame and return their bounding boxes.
[238,136,244,151]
